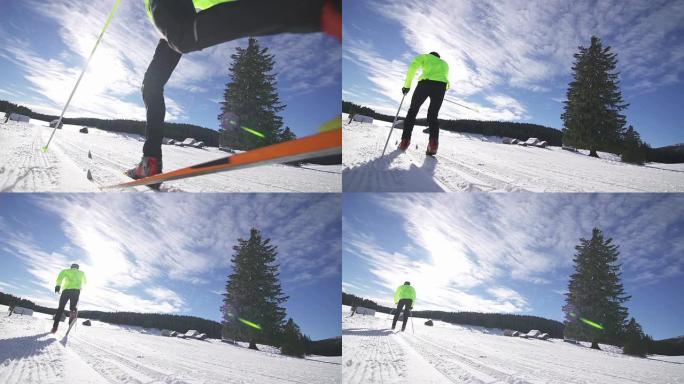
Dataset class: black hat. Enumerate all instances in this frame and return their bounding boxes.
[429,52,440,58]
[404,281,411,285]
[71,263,79,269]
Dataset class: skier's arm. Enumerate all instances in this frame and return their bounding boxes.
[55,270,65,293]
[445,62,450,90]
[403,54,425,89]
[393,288,399,304]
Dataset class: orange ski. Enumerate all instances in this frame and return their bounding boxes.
[104,128,341,189]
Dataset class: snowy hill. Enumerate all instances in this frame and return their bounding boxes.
[0,120,341,192]
[0,305,340,383]
[342,115,684,192]
[342,306,684,383]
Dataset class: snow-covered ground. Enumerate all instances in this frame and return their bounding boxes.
[0,306,340,383]
[0,121,341,192]
[342,116,684,192]
[342,306,684,383]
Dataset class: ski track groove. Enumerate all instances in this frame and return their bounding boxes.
[409,335,535,384]
[71,337,191,384]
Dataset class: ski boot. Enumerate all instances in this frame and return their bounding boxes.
[51,325,58,334]
[426,139,438,156]
[321,0,341,41]
[398,138,410,151]
[126,156,163,189]
[68,310,78,325]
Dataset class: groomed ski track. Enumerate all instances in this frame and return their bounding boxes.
[342,115,684,192]
[0,306,341,383]
[0,121,341,192]
[341,306,684,384]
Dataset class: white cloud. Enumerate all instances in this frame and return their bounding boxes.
[1,194,340,314]
[345,0,684,119]
[1,0,339,122]
[344,194,684,313]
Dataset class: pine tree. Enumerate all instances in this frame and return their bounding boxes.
[564,228,631,349]
[221,228,288,349]
[620,125,646,165]
[623,317,649,357]
[280,318,307,358]
[218,37,294,150]
[562,36,629,157]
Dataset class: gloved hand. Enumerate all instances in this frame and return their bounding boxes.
[402,87,410,95]
[55,285,60,294]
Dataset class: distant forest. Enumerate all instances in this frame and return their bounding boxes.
[342,292,684,355]
[0,291,340,356]
[0,99,220,146]
[342,101,684,163]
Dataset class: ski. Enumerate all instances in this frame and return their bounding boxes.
[103,128,341,189]
[64,310,78,338]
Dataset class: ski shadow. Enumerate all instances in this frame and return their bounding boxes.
[0,332,54,363]
[646,357,684,365]
[343,149,445,192]
[342,328,395,337]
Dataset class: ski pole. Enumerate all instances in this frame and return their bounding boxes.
[410,310,414,334]
[42,0,122,152]
[381,93,407,156]
[443,97,480,113]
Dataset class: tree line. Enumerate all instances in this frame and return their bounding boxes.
[0,100,219,146]
[343,100,563,146]
[342,292,564,338]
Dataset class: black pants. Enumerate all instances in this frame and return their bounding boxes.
[53,289,80,329]
[392,298,413,331]
[141,0,327,158]
[402,80,447,142]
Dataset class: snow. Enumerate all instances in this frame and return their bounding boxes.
[0,306,340,383]
[0,121,341,192]
[342,115,684,192]
[342,306,684,383]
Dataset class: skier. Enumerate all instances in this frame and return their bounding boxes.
[392,281,416,331]
[399,52,449,156]
[51,263,87,333]
[127,0,342,182]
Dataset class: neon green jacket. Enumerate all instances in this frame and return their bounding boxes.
[403,53,450,89]
[56,268,87,290]
[144,0,235,22]
[394,284,416,304]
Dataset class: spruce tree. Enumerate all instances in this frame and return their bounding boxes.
[564,228,630,349]
[620,125,647,165]
[280,318,307,357]
[218,37,293,150]
[222,228,288,349]
[623,317,649,357]
[562,36,628,157]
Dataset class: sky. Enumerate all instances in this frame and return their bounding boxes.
[0,0,340,138]
[343,193,684,340]
[343,0,684,148]
[0,193,342,340]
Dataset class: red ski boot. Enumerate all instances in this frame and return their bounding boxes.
[426,139,438,156]
[321,0,341,41]
[398,138,410,151]
[126,156,163,189]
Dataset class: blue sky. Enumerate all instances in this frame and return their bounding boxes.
[0,0,340,137]
[343,0,684,148]
[0,193,341,340]
[343,193,684,340]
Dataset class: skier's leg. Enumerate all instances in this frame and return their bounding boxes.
[426,82,446,142]
[68,290,80,323]
[141,40,182,160]
[401,300,410,331]
[151,0,330,54]
[52,292,69,330]
[402,82,430,141]
[391,302,404,330]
